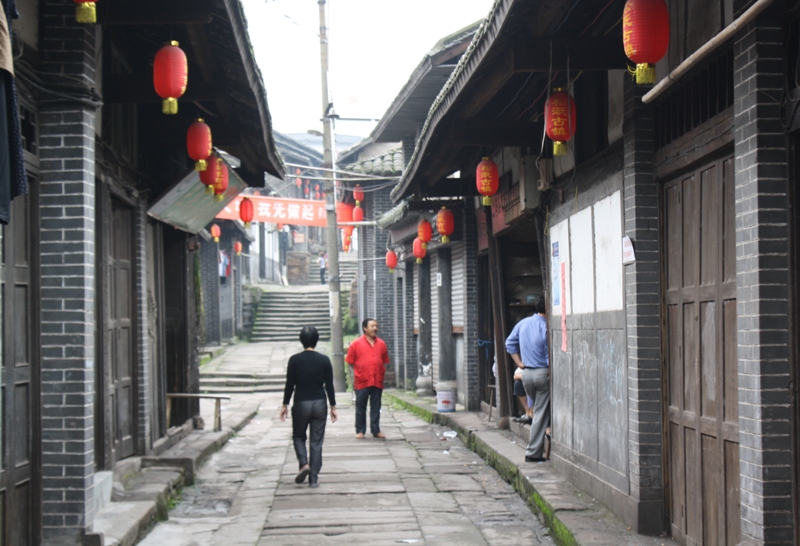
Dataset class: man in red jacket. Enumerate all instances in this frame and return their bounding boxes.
[346,318,390,439]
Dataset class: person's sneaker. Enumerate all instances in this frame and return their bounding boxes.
[295,465,310,484]
[373,432,386,439]
[309,482,319,488]
[355,433,365,439]
[519,416,532,424]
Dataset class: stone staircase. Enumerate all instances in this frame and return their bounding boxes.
[200,371,286,394]
[309,257,358,285]
[250,289,331,342]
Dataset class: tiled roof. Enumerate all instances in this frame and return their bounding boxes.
[343,149,404,177]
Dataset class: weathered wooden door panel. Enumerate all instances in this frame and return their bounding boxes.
[0,190,38,544]
[663,155,739,545]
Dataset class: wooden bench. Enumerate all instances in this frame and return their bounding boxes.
[166,393,232,432]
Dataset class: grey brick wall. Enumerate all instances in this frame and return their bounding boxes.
[622,79,665,532]
[39,4,98,541]
[733,9,795,544]
[403,261,418,388]
[200,236,221,346]
[462,203,481,410]
[368,186,396,386]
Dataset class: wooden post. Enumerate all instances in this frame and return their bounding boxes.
[485,206,511,427]
[437,248,456,394]
[416,257,434,395]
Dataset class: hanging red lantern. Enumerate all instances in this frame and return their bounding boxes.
[315,191,321,200]
[353,205,364,222]
[74,0,96,23]
[337,201,354,224]
[295,168,302,188]
[153,41,188,115]
[545,89,577,156]
[187,118,212,171]
[418,219,432,250]
[210,224,221,243]
[353,184,365,206]
[234,241,243,256]
[314,183,320,192]
[239,197,254,228]
[304,185,310,197]
[386,250,398,273]
[623,0,669,85]
[436,207,455,243]
[476,157,499,206]
[413,238,426,264]
[199,154,219,194]
[213,158,229,202]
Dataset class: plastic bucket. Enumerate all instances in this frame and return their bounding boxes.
[437,391,455,413]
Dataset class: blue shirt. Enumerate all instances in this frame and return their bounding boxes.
[505,314,549,368]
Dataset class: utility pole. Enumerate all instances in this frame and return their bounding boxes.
[319,0,346,392]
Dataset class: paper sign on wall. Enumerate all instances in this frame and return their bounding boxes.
[552,242,561,307]
[560,261,567,352]
[622,235,636,265]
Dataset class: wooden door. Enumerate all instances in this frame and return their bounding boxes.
[0,187,39,544]
[663,155,740,545]
[107,200,135,460]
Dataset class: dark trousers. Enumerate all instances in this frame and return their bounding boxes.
[355,386,382,435]
[292,399,328,482]
[320,267,326,284]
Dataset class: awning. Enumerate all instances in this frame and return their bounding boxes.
[147,156,247,234]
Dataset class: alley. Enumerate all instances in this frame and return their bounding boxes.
[139,363,552,545]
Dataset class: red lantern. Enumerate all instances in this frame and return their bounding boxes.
[74,0,96,23]
[413,238,426,264]
[239,197,254,228]
[314,183,320,192]
[213,158,228,202]
[476,157,499,206]
[199,154,219,194]
[210,224,221,243]
[304,185,310,196]
[623,0,669,85]
[545,89,577,156]
[353,184,365,206]
[187,118,212,171]
[386,250,398,273]
[436,207,455,243]
[353,205,364,222]
[315,191,321,200]
[417,219,432,250]
[153,41,188,115]
[234,241,243,256]
[295,168,302,188]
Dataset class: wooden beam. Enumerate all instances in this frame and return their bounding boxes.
[514,36,629,72]
[98,0,212,25]
[452,119,541,147]
[457,48,516,119]
[104,75,226,104]
[421,178,480,198]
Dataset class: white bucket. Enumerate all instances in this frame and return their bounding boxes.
[437,391,456,413]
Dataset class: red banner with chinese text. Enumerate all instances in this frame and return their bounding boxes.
[216,196,327,227]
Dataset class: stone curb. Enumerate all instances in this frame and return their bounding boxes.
[385,390,672,546]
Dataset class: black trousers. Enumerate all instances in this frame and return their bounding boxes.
[355,386,382,435]
[292,399,328,482]
[320,267,326,284]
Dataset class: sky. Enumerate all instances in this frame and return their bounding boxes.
[241,0,495,139]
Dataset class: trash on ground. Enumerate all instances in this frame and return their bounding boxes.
[442,430,457,439]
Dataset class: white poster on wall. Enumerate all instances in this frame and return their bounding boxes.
[549,219,570,316]
[570,206,595,314]
[594,190,624,311]
[552,241,560,307]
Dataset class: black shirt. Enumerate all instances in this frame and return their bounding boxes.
[282,350,337,407]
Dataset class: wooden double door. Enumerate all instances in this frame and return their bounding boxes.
[663,155,740,545]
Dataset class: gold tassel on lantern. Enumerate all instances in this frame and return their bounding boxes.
[481,196,492,206]
[163,97,178,115]
[214,194,224,202]
[195,159,207,172]
[205,186,214,195]
[75,2,96,24]
[629,63,656,85]
[553,141,567,156]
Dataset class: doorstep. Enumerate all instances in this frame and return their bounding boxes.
[384,389,676,546]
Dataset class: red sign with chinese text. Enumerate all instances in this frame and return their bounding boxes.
[216,196,327,227]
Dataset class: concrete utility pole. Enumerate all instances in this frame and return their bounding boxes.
[319,0,346,392]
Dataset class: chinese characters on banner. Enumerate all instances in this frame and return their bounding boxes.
[215,196,328,227]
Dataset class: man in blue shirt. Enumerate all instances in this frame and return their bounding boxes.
[505,294,549,462]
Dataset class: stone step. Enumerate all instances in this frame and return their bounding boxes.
[199,385,285,394]
[200,378,285,388]
[200,372,286,380]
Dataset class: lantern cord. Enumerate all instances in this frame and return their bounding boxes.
[493,73,534,120]
[582,0,615,35]
[534,40,553,187]
[553,0,582,34]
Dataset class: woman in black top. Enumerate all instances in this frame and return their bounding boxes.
[280,326,338,487]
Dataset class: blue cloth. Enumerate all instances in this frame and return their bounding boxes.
[505,314,549,368]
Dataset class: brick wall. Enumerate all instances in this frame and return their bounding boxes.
[733,8,795,543]
[462,203,481,410]
[623,79,665,531]
[369,186,397,386]
[39,4,97,541]
[134,202,150,454]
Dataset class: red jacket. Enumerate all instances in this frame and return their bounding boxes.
[345,335,390,390]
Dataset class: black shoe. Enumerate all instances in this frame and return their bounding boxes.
[295,466,310,484]
[309,481,319,488]
[519,416,533,425]
[525,456,547,463]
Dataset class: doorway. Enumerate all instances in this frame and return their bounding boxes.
[662,154,740,545]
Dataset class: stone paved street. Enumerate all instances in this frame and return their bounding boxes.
[139,351,554,546]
